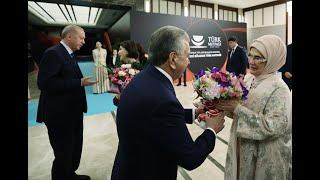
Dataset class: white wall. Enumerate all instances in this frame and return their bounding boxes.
[244,2,291,45]
[288,15,292,44]
[247,25,286,49]
[274,4,286,25]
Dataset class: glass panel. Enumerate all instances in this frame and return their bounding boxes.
[190,5,195,17]
[160,0,167,14]
[219,9,223,20]
[153,0,159,13]
[202,7,207,18]
[207,7,212,19]
[168,1,175,15]
[196,5,201,18]
[176,2,181,15]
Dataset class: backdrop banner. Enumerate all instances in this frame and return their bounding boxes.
[130,11,247,74]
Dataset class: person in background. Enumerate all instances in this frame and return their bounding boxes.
[118,40,139,64]
[111,41,139,104]
[136,43,148,68]
[177,69,187,86]
[92,41,109,94]
[37,25,96,180]
[28,42,38,100]
[279,43,292,90]
[216,35,292,179]
[226,36,248,76]
[111,49,120,68]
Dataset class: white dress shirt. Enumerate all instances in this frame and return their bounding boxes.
[60,40,73,55]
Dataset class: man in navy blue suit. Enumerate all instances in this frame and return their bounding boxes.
[37,25,96,180]
[111,26,225,180]
[226,36,248,76]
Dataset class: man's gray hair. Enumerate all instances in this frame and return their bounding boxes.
[61,25,83,38]
[148,26,189,66]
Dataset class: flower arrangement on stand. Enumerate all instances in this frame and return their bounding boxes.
[193,67,249,128]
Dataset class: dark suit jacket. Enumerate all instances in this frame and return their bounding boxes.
[36,43,87,124]
[111,65,216,180]
[226,45,248,76]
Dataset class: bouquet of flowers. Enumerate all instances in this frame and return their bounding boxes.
[193,67,248,128]
[109,64,140,94]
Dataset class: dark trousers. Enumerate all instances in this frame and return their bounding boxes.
[178,70,187,85]
[45,113,84,180]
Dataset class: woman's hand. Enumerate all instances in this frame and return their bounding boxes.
[215,99,240,113]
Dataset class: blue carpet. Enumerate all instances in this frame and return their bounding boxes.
[28,62,117,127]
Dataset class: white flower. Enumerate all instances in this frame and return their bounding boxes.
[121,64,132,68]
[200,80,222,100]
[128,69,136,75]
[118,71,126,76]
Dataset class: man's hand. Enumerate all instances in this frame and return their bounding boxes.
[194,102,206,117]
[204,112,225,134]
[284,72,292,79]
[81,76,97,86]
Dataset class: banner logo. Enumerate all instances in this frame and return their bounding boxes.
[191,35,207,48]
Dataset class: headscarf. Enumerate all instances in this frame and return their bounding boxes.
[250,35,286,75]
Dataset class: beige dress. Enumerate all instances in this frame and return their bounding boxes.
[225,72,292,180]
[92,48,110,93]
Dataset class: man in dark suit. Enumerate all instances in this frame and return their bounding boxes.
[279,43,292,90]
[226,36,248,76]
[111,26,225,180]
[37,25,96,180]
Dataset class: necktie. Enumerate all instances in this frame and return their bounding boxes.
[169,85,176,97]
[70,53,75,59]
[230,49,235,58]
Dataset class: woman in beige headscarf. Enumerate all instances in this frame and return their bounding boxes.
[216,35,292,180]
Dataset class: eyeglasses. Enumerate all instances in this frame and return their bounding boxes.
[248,54,267,63]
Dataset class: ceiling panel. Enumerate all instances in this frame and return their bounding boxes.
[28,0,130,29]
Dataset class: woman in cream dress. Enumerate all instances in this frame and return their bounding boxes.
[216,35,292,180]
[92,41,109,93]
